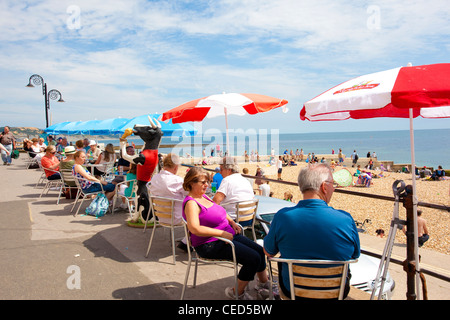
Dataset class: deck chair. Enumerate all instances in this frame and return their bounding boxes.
[180,217,244,300]
[71,176,106,217]
[268,257,357,300]
[233,199,259,241]
[112,178,137,218]
[145,196,184,265]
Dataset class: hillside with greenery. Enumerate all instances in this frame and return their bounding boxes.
[0,127,44,139]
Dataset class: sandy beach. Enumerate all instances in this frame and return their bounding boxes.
[179,157,450,255]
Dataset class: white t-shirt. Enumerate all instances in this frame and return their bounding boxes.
[148,169,187,225]
[259,183,271,197]
[217,173,254,219]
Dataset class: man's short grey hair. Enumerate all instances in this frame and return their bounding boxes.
[297,163,333,193]
[219,156,240,173]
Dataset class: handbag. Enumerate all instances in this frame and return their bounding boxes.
[11,149,20,159]
[85,193,109,217]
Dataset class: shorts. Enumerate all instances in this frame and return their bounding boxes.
[278,168,282,174]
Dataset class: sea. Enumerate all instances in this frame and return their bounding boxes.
[95,128,450,169]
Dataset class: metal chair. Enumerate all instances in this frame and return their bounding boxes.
[25,151,41,169]
[38,167,63,203]
[59,169,79,204]
[268,257,357,300]
[71,176,106,217]
[145,196,184,265]
[112,178,137,218]
[233,199,259,241]
[180,217,243,300]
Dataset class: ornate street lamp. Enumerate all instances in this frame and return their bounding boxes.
[26,74,65,128]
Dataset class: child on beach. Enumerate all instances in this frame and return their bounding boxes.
[283,191,293,202]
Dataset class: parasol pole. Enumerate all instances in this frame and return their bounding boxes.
[409,107,421,300]
[224,106,230,156]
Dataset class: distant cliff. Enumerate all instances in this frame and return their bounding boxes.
[0,127,44,139]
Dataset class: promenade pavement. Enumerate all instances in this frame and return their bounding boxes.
[1,157,449,300]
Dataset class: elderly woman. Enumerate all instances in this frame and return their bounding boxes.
[212,157,254,220]
[72,150,116,201]
[183,167,269,300]
[94,143,117,176]
[40,145,61,180]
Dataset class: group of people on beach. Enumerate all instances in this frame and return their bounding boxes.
[4,128,438,300]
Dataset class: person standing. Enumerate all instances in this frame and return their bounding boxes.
[264,163,360,299]
[0,126,16,165]
[351,150,359,167]
[276,156,283,180]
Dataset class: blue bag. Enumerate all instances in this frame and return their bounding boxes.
[85,193,109,217]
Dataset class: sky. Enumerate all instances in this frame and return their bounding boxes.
[1,0,449,134]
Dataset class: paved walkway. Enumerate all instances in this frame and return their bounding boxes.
[1,157,449,300]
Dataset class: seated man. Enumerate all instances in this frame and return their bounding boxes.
[264,163,360,300]
[212,156,254,221]
[148,153,188,250]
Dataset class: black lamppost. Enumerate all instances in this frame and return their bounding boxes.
[26,74,65,128]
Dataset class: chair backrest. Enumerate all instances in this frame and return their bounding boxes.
[234,199,258,223]
[270,257,357,300]
[149,196,177,226]
[60,169,76,186]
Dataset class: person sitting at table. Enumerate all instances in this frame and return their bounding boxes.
[86,140,102,161]
[148,153,187,223]
[72,151,116,201]
[31,138,44,153]
[40,145,61,180]
[212,156,254,221]
[263,163,360,300]
[182,166,269,300]
[75,140,85,153]
[56,137,68,156]
[60,146,76,170]
[113,145,135,185]
[148,153,189,250]
[38,137,47,150]
[93,143,117,176]
[117,163,137,210]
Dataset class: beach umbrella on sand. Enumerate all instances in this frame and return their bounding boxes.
[300,62,450,300]
[161,93,288,153]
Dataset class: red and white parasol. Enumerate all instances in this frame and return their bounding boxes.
[300,63,450,300]
[161,93,288,153]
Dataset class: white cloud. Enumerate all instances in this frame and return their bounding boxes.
[0,0,449,131]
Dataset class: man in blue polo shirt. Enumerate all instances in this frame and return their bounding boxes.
[264,163,360,299]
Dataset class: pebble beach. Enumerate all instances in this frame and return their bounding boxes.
[180,157,450,255]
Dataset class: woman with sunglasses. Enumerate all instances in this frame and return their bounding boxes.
[182,167,269,300]
[40,145,61,180]
[72,151,116,201]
